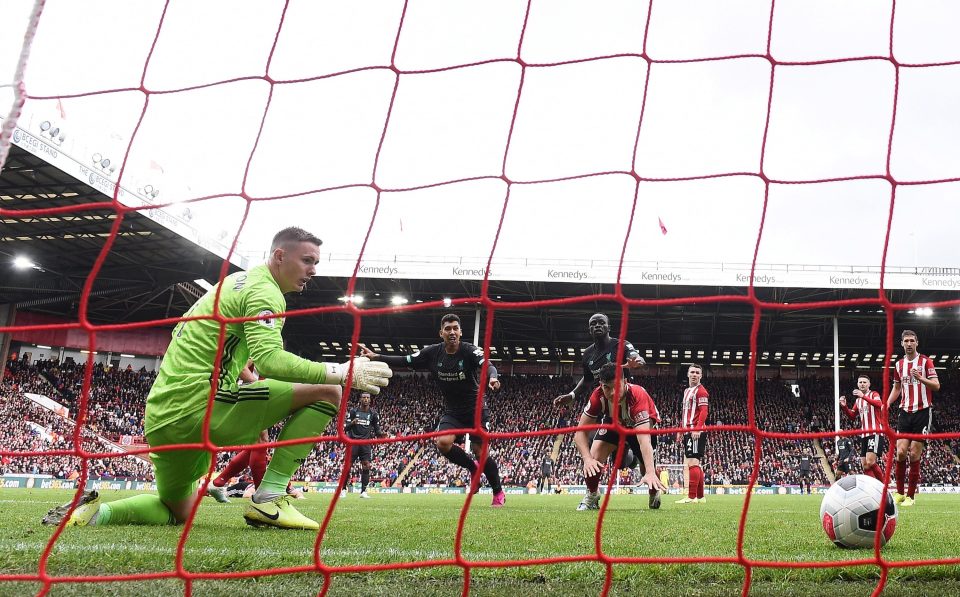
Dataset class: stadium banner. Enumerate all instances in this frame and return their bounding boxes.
[9,122,957,292]
[4,477,960,495]
[23,392,70,418]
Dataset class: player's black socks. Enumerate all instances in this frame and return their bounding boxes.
[484,456,503,494]
[443,445,478,473]
[361,469,369,492]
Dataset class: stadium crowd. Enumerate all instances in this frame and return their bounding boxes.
[3,356,958,490]
[1,362,154,480]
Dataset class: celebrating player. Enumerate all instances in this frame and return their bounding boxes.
[839,374,886,482]
[573,363,667,511]
[887,329,940,506]
[43,227,392,530]
[554,313,644,408]
[359,313,506,507]
[344,391,387,498]
[676,363,709,504]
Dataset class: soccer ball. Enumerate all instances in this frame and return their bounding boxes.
[820,474,898,548]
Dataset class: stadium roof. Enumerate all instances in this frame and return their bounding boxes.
[2,2,959,367]
[3,146,959,370]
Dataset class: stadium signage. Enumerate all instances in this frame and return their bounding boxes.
[358,265,399,276]
[547,269,588,280]
[11,128,59,161]
[640,271,681,282]
[921,277,960,288]
[736,274,776,284]
[828,276,870,286]
[452,266,490,277]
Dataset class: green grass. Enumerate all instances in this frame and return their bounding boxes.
[2,489,959,596]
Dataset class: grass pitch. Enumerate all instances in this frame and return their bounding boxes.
[1,489,959,596]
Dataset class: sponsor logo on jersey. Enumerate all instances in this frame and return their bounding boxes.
[257,310,276,327]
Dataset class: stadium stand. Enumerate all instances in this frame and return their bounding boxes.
[4,356,957,489]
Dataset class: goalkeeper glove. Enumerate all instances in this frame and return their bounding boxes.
[327,357,392,394]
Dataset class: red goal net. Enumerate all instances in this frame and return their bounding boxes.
[2,1,960,595]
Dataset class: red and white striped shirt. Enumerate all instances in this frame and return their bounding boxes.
[892,355,937,413]
[681,384,709,429]
[584,384,660,428]
[842,391,883,433]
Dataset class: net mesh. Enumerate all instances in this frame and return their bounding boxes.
[2,1,960,595]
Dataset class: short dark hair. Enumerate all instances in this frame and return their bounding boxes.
[271,227,322,251]
[857,374,870,381]
[688,363,703,372]
[598,362,622,384]
[901,329,918,340]
[440,313,461,326]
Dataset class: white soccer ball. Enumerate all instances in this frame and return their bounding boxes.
[820,474,898,548]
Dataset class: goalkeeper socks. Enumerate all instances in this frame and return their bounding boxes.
[483,456,502,494]
[249,448,268,487]
[907,459,921,498]
[361,468,370,492]
[895,459,907,494]
[443,445,478,473]
[214,450,252,487]
[97,494,175,526]
[688,466,701,499]
[257,400,338,500]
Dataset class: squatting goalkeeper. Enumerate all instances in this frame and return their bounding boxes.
[43,227,391,530]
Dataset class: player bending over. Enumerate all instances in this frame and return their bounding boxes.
[574,363,667,511]
[887,329,939,507]
[43,227,391,530]
[360,313,506,507]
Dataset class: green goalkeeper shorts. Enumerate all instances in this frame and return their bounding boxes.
[145,379,294,503]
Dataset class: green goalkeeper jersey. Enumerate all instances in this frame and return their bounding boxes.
[145,264,331,435]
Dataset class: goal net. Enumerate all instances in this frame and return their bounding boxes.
[2,1,959,595]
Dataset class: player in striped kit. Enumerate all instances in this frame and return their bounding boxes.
[574,363,667,511]
[839,374,886,482]
[676,363,709,504]
[886,329,940,507]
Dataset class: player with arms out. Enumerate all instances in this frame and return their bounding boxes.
[554,313,644,408]
[839,374,886,482]
[676,363,709,504]
[574,363,667,511]
[887,329,940,506]
[360,314,506,507]
[344,392,387,498]
[43,227,391,530]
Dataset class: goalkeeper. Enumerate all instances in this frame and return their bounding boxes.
[43,227,391,530]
